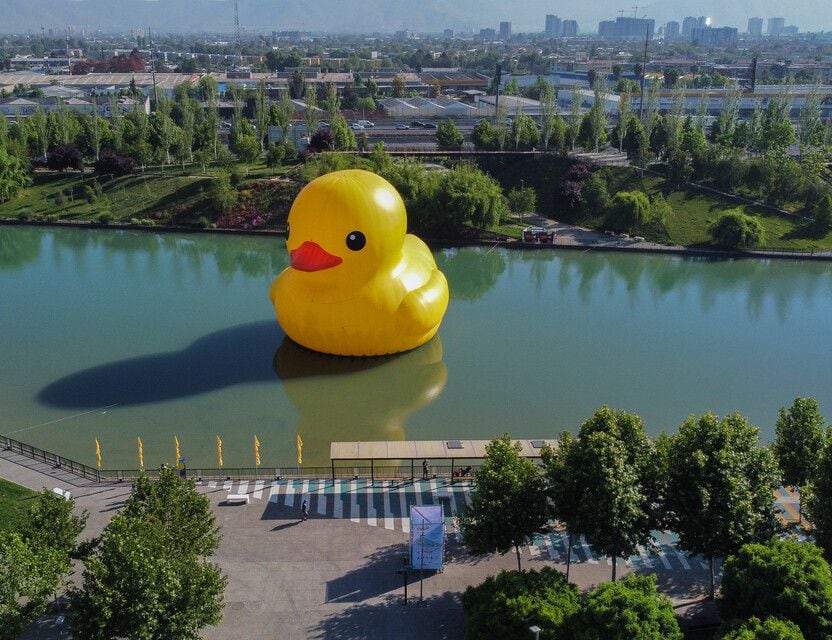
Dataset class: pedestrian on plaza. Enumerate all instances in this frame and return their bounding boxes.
[422,459,429,480]
[301,498,309,521]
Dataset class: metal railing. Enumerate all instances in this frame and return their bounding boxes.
[0,434,101,482]
[0,435,485,484]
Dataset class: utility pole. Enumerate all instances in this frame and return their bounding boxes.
[632,5,640,18]
[66,33,71,76]
[638,22,649,120]
[148,28,159,108]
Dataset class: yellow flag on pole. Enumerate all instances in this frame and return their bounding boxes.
[137,437,144,470]
[296,433,303,465]
[95,438,102,469]
[254,435,261,467]
[175,435,181,464]
[216,436,223,467]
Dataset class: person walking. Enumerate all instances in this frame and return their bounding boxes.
[422,459,429,480]
[301,498,309,521]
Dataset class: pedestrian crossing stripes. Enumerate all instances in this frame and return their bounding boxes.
[201,479,804,572]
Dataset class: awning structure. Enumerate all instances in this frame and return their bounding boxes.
[329,439,558,480]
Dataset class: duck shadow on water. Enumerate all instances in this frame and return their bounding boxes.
[37,322,447,421]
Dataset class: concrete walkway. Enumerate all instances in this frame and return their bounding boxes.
[2,449,722,639]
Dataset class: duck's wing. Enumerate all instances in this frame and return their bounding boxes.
[396,268,449,336]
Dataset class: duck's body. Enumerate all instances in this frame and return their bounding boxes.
[269,170,449,356]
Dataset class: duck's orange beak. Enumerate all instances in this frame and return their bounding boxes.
[290,241,343,272]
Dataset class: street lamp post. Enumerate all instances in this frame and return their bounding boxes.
[529,625,541,640]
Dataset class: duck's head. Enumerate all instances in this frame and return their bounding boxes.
[286,169,407,289]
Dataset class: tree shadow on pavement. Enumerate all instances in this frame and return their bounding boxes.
[325,543,412,604]
[310,591,463,640]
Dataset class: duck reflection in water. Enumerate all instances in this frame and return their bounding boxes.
[272,335,447,467]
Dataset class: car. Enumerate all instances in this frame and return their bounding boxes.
[318,120,330,128]
[220,121,232,129]
[422,122,438,129]
[356,120,375,128]
[410,121,426,128]
[350,123,365,130]
[395,123,411,130]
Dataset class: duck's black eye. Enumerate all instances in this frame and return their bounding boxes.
[346,230,366,251]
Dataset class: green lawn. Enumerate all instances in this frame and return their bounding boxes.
[591,168,832,252]
[0,478,36,533]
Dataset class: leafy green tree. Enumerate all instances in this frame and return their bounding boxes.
[507,186,536,214]
[582,173,610,213]
[720,617,806,640]
[542,432,581,580]
[665,412,779,599]
[254,79,269,152]
[19,489,88,561]
[209,172,237,214]
[710,211,765,248]
[472,119,498,150]
[437,164,507,229]
[578,111,607,152]
[457,434,550,571]
[721,539,832,640]
[806,434,832,562]
[575,408,656,579]
[511,112,539,150]
[566,92,582,151]
[232,133,261,163]
[572,574,683,640]
[436,118,464,150]
[330,114,357,151]
[70,469,224,639]
[539,83,562,150]
[773,398,826,523]
[461,567,579,640]
[812,196,832,235]
[667,148,693,188]
[269,89,293,142]
[607,190,651,232]
[0,532,67,640]
[0,145,31,203]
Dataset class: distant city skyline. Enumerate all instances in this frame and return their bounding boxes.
[2,0,830,35]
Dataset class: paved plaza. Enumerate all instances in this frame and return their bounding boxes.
[2,448,806,639]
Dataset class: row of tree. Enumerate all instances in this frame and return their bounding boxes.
[459,397,831,602]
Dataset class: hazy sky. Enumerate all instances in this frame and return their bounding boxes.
[3,0,830,34]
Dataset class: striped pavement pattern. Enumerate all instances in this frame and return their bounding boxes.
[195,478,822,572]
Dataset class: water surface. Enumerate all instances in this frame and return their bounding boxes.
[2,225,831,468]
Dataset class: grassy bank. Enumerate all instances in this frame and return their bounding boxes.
[0,478,36,533]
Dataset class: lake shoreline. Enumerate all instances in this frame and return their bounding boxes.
[3,216,832,262]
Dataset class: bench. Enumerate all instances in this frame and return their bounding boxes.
[52,487,72,500]
[225,494,249,505]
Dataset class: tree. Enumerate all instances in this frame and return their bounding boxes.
[773,398,826,524]
[806,433,832,562]
[572,574,683,640]
[28,107,48,160]
[472,119,498,150]
[557,407,657,580]
[511,111,539,150]
[437,164,507,229]
[665,412,779,599]
[210,172,237,214]
[457,434,550,571]
[566,91,582,151]
[798,86,824,150]
[46,143,84,172]
[308,127,335,153]
[539,82,560,150]
[710,211,766,249]
[589,79,609,151]
[436,118,464,150]
[232,133,260,163]
[812,196,832,235]
[70,469,224,639]
[607,190,651,232]
[461,568,580,640]
[0,532,67,640]
[542,432,580,580]
[269,89,293,142]
[507,186,536,215]
[623,117,649,166]
[720,617,806,640]
[721,539,832,640]
[303,84,319,141]
[666,148,693,189]
[582,173,610,213]
[615,93,631,152]
[330,114,357,151]
[19,489,88,561]
[0,145,31,203]
[254,79,269,152]
[391,74,405,98]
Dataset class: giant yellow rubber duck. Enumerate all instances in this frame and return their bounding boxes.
[269,169,449,356]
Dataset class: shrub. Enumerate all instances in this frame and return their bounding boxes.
[229,168,244,187]
[265,143,285,168]
[97,211,113,224]
[54,191,66,206]
[437,163,507,229]
[557,162,592,210]
[582,173,610,213]
[462,568,580,640]
[308,127,335,153]
[710,210,765,248]
[572,574,682,640]
[94,151,135,176]
[46,144,84,172]
[507,186,537,214]
[209,172,237,214]
[719,616,806,640]
[812,196,832,235]
[606,190,652,231]
[436,118,464,151]
[720,539,832,640]
[649,193,673,224]
[472,120,499,150]
[231,134,260,163]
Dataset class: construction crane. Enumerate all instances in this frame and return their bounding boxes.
[234,0,242,64]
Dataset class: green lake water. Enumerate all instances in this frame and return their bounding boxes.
[2,225,832,469]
